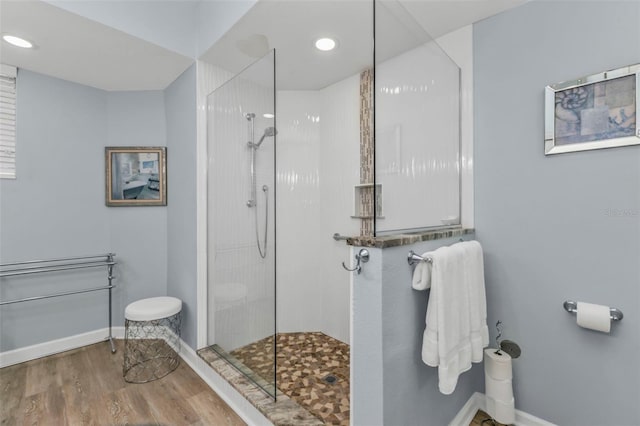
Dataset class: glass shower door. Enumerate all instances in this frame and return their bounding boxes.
[374,1,462,234]
[207,50,276,398]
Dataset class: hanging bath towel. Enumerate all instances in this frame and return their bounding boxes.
[421,241,488,394]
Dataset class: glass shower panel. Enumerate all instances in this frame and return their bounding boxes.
[207,50,276,398]
[374,0,461,234]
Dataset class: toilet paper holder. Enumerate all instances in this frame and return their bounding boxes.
[563,300,623,321]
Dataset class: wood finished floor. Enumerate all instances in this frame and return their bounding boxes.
[0,340,246,426]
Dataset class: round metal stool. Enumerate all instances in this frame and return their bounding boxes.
[123,296,182,383]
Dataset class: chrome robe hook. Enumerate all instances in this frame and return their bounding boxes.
[342,249,370,274]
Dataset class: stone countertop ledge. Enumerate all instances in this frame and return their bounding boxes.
[346,227,474,248]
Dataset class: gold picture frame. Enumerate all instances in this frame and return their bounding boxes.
[105,146,167,206]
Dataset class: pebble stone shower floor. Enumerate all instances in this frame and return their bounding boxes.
[230,332,350,425]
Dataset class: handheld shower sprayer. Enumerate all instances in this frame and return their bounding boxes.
[253,126,277,149]
[245,113,275,258]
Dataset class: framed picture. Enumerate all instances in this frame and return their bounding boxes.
[545,63,639,155]
[105,147,167,206]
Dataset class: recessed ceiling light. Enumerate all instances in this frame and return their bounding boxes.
[263,113,275,119]
[315,37,336,52]
[2,35,33,49]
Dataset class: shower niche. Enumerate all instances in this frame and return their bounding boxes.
[352,183,383,219]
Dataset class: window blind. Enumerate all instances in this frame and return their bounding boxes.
[0,65,17,179]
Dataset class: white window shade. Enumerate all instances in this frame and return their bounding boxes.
[0,65,17,179]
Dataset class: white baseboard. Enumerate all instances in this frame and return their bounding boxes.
[0,327,125,368]
[0,328,272,426]
[449,392,556,426]
[449,392,485,426]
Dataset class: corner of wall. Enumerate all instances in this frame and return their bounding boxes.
[195,0,258,58]
[164,63,198,349]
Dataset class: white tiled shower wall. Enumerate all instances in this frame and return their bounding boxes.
[276,75,360,344]
[276,29,471,341]
[203,57,276,351]
[200,60,359,347]
[198,25,470,349]
[376,38,463,232]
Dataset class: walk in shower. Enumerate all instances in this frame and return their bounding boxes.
[201,1,462,424]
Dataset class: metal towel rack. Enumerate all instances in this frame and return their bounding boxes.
[0,253,118,353]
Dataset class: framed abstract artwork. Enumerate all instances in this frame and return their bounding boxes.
[545,64,639,155]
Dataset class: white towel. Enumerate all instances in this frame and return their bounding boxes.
[421,241,488,394]
[462,241,489,361]
[411,252,433,290]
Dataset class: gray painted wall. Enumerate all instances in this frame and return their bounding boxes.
[352,236,483,426]
[382,237,482,426]
[164,64,198,349]
[352,246,384,425]
[0,70,110,351]
[0,70,168,351]
[474,2,640,425]
[105,90,168,321]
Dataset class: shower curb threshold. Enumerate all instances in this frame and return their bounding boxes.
[197,346,323,426]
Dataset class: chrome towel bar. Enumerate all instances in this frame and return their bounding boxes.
[563,300,623,321]
[0,253,118,353]
[0,253,114,267]
[408,250,432,266]
[407,239,466,266]
[0,260,116,277]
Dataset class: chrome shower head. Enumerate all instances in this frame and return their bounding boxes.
[263,127,277,137]
[254,126,277,148]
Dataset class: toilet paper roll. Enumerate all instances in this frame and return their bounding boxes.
[486,396,516,425]
[485,347,515,423]
[485,375,514,403]
[484,348,512,381]
[576,301,611,333]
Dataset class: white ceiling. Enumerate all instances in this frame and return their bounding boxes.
[0,0,526,92]
[403,0,528,40]
[201,0,526,91]
[0,0,194,91]
[201,1,374,91]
